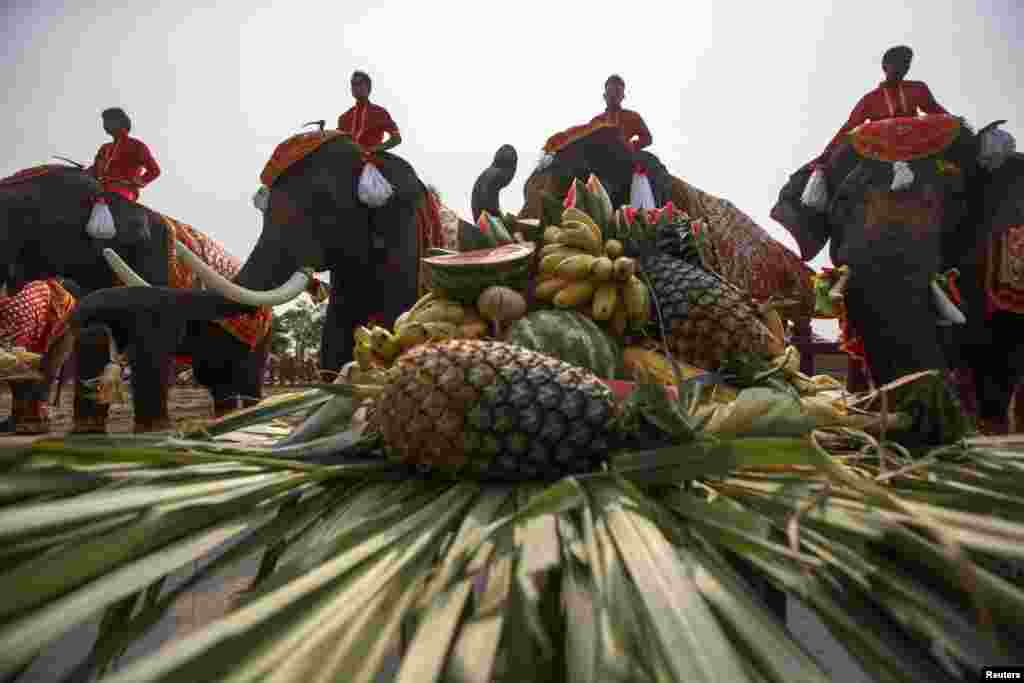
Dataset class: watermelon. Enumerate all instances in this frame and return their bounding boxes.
[478,211,514,245]
[504,309,623,380]
[424,243,535,305]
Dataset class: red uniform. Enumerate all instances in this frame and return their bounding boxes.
[337,101,400,149]
[811,80,948,168]
[590,108,652,150]
[92,132,161,201]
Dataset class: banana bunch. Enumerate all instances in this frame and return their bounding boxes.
[535,207,652,336]
[354,293,489,370]
[0,347,42,374]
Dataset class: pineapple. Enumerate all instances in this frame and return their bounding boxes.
[367,339,617,481]
[641,252,778,371]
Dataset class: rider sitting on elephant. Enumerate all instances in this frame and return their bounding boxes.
[337,70,403,157]
[801,46,950,207]
[84,107,162,239]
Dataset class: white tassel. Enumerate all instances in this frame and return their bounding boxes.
[931,280,966,325]
[800,167,829,211]
[535,152,555,172]
[891,161,915,191]
[86,200,117,239]
[357,162,394,208]
[978,127,1016,171]
[629,172,656,209]
[252,185,270,212]
[829,266,851,302]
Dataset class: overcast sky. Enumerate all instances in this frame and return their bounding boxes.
[3,0,1021,332]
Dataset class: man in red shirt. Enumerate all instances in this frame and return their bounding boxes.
[591,74,652,153]
[337,71,402,156]
[810,45,949,169]
[89,108,162,202]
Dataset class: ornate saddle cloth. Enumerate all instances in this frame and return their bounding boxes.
[0,164,75,188]
[849,114,961,162]
[986,224,1024,314]
[542,119,618,155]
[154,215,273,349]
[259,130,348,187]
[0,279,76,356]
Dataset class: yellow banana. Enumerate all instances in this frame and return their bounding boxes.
[590,256,614,281]
[553,280,596,308]
[396,322,429,350]
[407,299,465,324]
[540,242,570,257]
[369,327,401,359]
[355,341,375,370]
[562,207,601,237]
[421,321,458,340]
[354,325,373,346]
[543,226,563,244]
[534,277,570,301]
[624,276,650,322]
[604,239,624,259]
[539,248,586,275]
[555,253,598,280]
[561,218,602,245]
[610,306,628,336]
[592,283,619,321]
[559,226,602,255]
[612,256,636,282]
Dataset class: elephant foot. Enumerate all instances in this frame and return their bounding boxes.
[12,399,51,435]
[72,404,110,435]
[135,416,174,434]
[0,416,15,435]
[213,397,260,419]
[977,416,1010,436]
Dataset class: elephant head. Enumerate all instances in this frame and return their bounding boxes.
[75,135,429,372]
[771,118,1022,437]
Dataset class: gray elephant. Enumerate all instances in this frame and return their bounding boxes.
[771,117,1023,439]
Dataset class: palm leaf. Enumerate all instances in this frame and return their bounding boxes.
[1,412,1023,682]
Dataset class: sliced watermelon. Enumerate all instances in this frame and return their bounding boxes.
[423,243,536,304]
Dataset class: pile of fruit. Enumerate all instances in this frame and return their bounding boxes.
[343,175,810,480]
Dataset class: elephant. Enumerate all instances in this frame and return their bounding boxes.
[472,129,817,322]
[770,118,1024,438]
[3,135,434,433]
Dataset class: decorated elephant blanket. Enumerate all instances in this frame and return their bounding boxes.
[0,164,72,187]
[0,279,76,356]
[985,224,1024,314]
[259,130,348,187]
[668,176,816,316]
[848,114,961,161]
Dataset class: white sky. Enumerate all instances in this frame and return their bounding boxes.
[3,0,1021,332]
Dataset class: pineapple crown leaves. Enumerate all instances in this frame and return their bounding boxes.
[613,373,700,443]
[715,351,802,400]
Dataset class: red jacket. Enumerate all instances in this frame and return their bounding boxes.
[337,101,400,148]
[812,80,948,167]
[92,132,161,201]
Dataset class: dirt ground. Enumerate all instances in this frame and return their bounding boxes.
[0,382,313,435]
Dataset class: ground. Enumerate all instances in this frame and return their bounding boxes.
[0,383,311,436]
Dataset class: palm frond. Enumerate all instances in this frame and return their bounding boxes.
[1,413,1022,682]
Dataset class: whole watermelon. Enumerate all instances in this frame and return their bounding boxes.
[504,309,623,379]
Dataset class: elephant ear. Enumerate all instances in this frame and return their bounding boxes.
[770,166,831,261]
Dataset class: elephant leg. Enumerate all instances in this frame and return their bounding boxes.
[126,316,180,433]
[5,380,51,435]
[73,326,112,434]
[191,325,262,418]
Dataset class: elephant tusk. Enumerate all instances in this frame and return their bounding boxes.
[931,280,966,325]
[103,248,152,287]
[175,239,312,307]
[829,266,851,302]
[891,161,915,191]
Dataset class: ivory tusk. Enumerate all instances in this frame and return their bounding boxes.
[174,239,311,307]
[103,248,152,287]
[931,280,966,325]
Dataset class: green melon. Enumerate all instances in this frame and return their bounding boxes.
[424,243,535,305]
[504,309,623,379]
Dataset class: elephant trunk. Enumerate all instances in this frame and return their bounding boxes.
[470,144,517,222]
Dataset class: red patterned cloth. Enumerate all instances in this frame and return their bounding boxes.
[0,164,67,187]
[259,130,348,187]
[414,191,447,296]
[337,101,400,149]
[849,114,961,162]
[0,280,76,354]
[985,224,1024,315]
[673,176,816,316]
[90,132,161,201]
[543,109,650,155]
[811,80,949,167]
